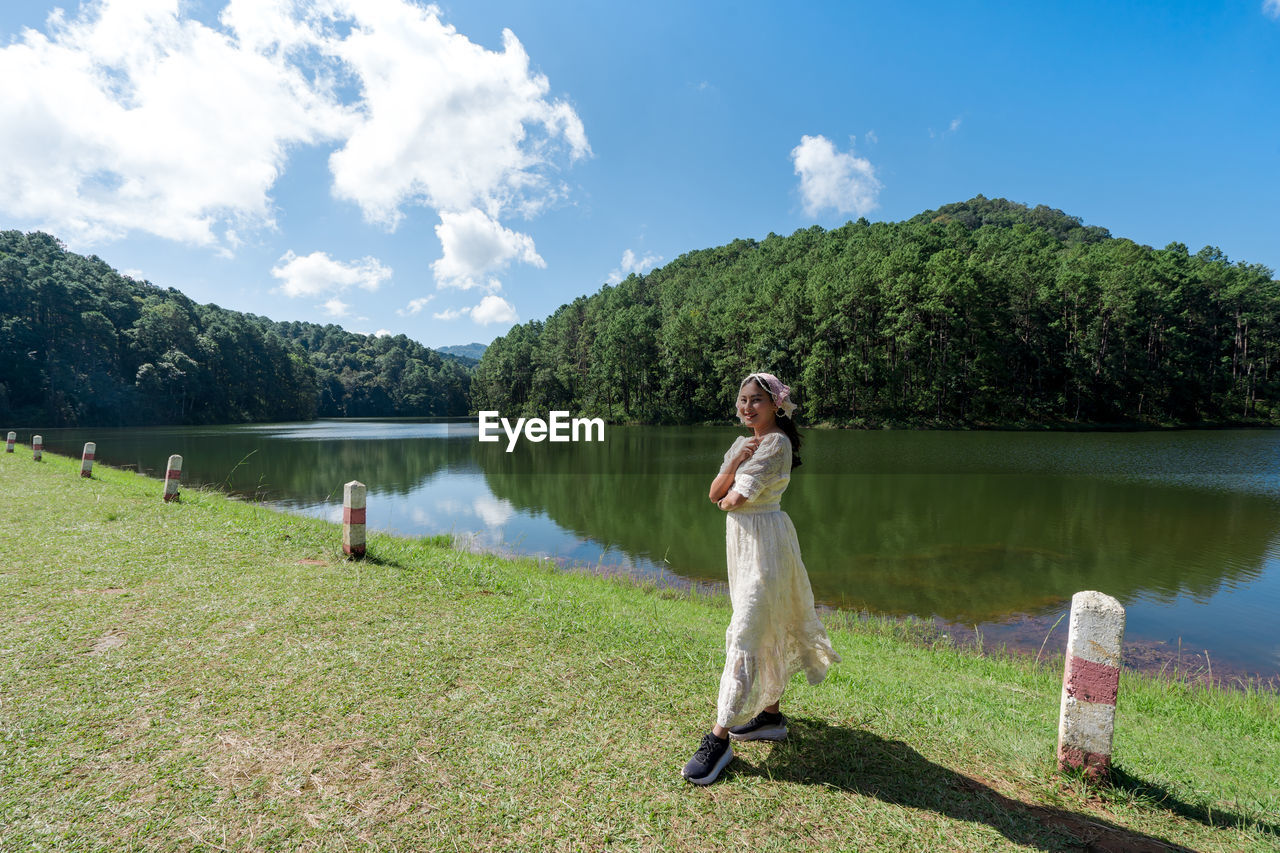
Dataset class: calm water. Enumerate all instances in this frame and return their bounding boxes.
[28,421,1280,678]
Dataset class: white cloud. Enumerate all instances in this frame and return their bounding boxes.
[1266,0,1280,19]
[272,250,392,297]
[0,0,350,247]
[929,116,964,140]
[397,295,435,316]
[0,0,588,256]
[470,294,518,325]
[433,294,518,326]
[606,248,663,284]
[322,0,590,228]
[373,328,392,337]
[864,130,878,144]
[791,134,881,218]
[431,207,544,290]
[321,296,350,316]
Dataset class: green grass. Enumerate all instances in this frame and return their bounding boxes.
[2,446,1277,851]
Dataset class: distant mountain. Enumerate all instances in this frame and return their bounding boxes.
[437,342,487,361]
[0,230,472,426]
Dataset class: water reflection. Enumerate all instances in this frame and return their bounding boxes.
[29,421,1280,677]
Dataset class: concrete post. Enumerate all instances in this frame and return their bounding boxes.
[163,454,182,502]
[5,431,14,453]
[1057,590,1125,781]
[32,435,42,462]
[342,480,367,559]
[81,442,96,478]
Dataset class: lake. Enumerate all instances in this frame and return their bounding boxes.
[27,420,1280,680]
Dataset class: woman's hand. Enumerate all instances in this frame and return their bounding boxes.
[717,490,747,511]
[733,437,761,466]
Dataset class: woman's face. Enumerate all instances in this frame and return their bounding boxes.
[737,381,778,429]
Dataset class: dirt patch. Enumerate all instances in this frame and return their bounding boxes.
[108,714,153,741]
[89,628,127,655]
[297,559,326,566]
[209,730,381,792]
[203,730,447,821]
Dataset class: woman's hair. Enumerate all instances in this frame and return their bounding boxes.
[743,376,803,470]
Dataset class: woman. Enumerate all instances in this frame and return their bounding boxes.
[682,372,841,786]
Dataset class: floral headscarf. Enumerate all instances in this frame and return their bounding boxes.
[741,372,797,418]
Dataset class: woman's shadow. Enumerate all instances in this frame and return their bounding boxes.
[729,719,1276,852]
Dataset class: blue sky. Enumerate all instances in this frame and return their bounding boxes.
[2,0,1278,348]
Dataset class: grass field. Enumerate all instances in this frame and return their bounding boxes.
[1,445,1277,851]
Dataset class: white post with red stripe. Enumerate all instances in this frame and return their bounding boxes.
[32,435,42,462]
[5,431,14,453]
[81,442,96,477]
[1057,590,1125,781]
[163,454,182,502]
[342,480,366,559]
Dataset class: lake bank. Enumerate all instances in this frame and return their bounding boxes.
[2,446,1277,851]
[17,420,1280,685]
[538,549,1279,692]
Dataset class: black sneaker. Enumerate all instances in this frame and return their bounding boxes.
[682,732,733,785]
[728,711,788,742]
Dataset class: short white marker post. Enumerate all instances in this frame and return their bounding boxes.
[81,442,96,478]
[32,434,42,462]
[1057,590,1125,781]
[5,431,14,453]
[342,480,366,559]
[163,454,182,502]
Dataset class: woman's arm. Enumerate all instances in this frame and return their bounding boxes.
[709,437,760,503]
[708,469,737,502]
[716,489,747,511]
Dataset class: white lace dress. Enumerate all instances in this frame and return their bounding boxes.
[716,432,841,728]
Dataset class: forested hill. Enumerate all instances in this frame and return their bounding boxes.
[437,342,487,362]
[473,196,1280,427]
[0,231,470,426]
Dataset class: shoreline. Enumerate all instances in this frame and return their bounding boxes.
[534,550,1280,692]
[11,443,1276,694]
[13,426,1277,688]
